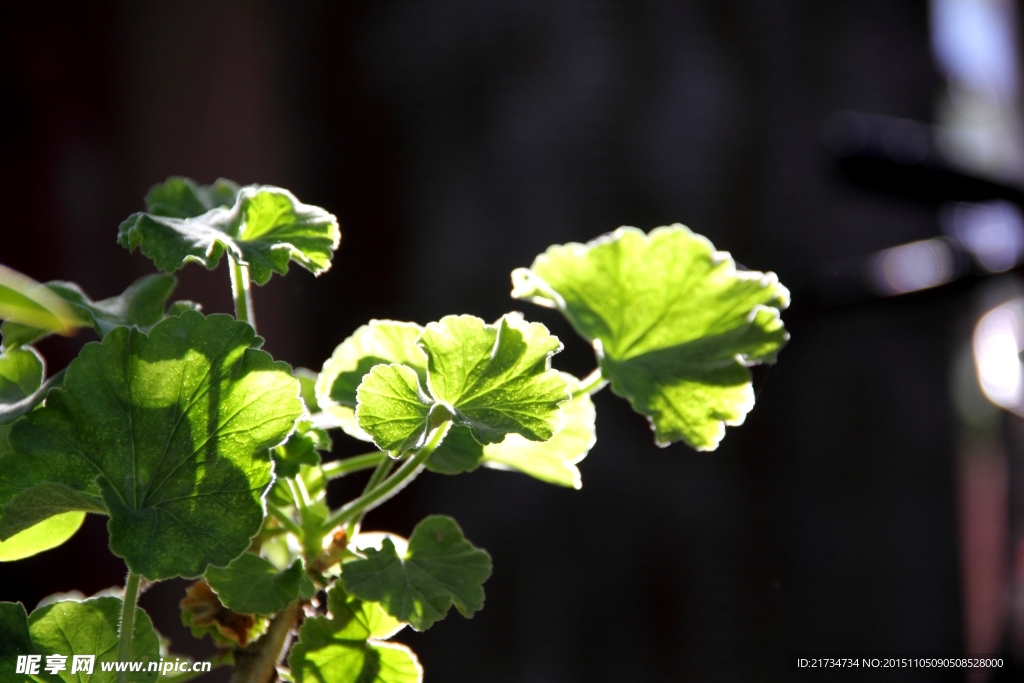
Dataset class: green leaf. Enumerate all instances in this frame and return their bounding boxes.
[482,373,596,488]
[205,554,307,615]
[272,420,331,479]
[0,311,303,579]
[28,598,160,683]
[0,347,43,403]
[294,367,321,413]
[316,322,426,441]
[119,184,341,286]
[1,274,181,350]
[354,365,435,457]
[0,264,78,341]
[418,314,569,445]
[424,426,484,475]
[0,512,85,562]
[289,583,419,683]
[512,225,790,450]
[342,515,491,631]
[145,176,240,218]
[0,602,35,680]
[0,483,105,539]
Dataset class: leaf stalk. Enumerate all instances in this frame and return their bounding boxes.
[321,452,385,479]
[228,254,256,328]
[574,368,607,398]
[116,569,141,683]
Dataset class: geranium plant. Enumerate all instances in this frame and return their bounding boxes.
[0,177,788,683]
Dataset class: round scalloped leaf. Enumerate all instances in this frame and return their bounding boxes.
[0,311,303,579]
[119,183,341,286]
[512,225,789,450]
[316,321,427,441]
[29,597,160,683]
[342,515,492,631]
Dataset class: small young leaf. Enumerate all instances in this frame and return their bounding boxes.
[418,314,569,445]
[0,311,302,579]
[0,512,85,562]
[0,264,78,341]
[29,597,160,682]
[316,321,426,441]
[272,420,331,479]
[205,554,307,615]
[1,274,181,349]
[0,602,35,677]
[342,515,492,631]
[512,225,789,450]
[119,184,341,285]
[482,373,596,489]
[354,365,434,457]
[145,176,241,218]
[288,583,420,683]
[425,426,484,475]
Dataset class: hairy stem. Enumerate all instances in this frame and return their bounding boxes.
[320,423,450,533]
[574,368,607,398]
[345,455,394,539]
[230,601,301,683]
[116,569,141,683]
[321,452,385,479]
[228,254,256,328]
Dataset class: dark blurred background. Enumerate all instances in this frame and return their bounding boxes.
[5,1,1024,681]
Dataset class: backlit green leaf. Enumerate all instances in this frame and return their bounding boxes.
[272,420,330,479]
[289,583,419,683]
[1,274,182,349]
[354,365,434,457]
[418,314,569,445]
[316,321,426,441]
[145,177,240,218]
[512,225,789,450]
[0,264,78,341]
[0,311,302,579]
[0,512,85,563]
[28,598,160,683]
[342,515,491,631]
[0,347,43,403]
[206,554,307,615]
[119,183,341,286]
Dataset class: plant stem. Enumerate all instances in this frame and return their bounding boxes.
[228,254,256,328]
[574,368,607,398]
[321,452,385,479]
[267,503,303,538]
[345,455,394,539]
[230,601,301,683]
[117,569,141,683]
[320,423,450,534]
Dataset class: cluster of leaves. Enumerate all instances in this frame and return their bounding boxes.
[0,176,788,683]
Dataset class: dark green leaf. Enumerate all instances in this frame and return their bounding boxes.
[425,426,483,475]
[288,583,419,683]
[1,274,180,349]
[0,602,35,680]
[512,225,789,449]
[342,515,491,631]
[205,554,307,615]
[0,311,302,579]
[28,598,160,683]
[316,322,426,441]
[119,184,341,286]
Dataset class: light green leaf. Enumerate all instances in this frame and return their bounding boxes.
[205,554,307,615]
[289,583,419,683]
[0,483,105,539]
[482,373,596,488]
[144,176,240,218]
[272,420,330,479]
[418,314,569,445]
[0,602,35,680]
[512,225,790,450]
[316,322,426,441]
[295,367,321,413]
[0,311,302,579]
[0,512,85,563]
[1,274,180,349]
[119,183,341,286]
[354,365,435,457]
[342,515,492,631]
[0,347,43,403]
[0,264,78,341]
[28,598,160,683]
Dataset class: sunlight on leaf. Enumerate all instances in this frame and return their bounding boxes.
[512,225,789,450]
[0,264,78,341]
[0,511,85,562]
